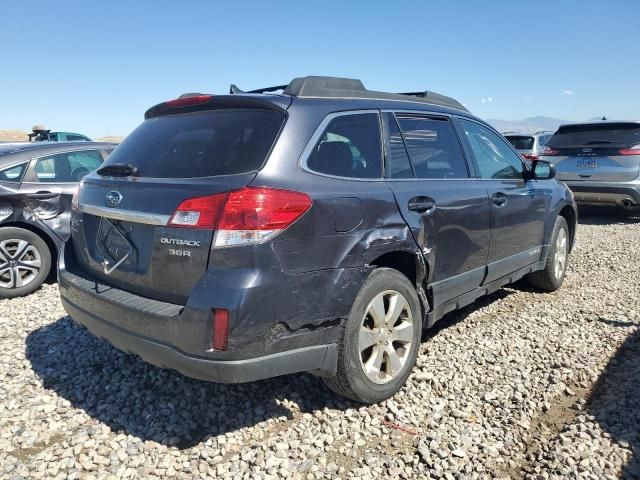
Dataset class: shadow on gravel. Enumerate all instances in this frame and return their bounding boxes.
[26,316,356,449]
[587,327,640,479]
[423,288,516,341]
[577,205,640,226]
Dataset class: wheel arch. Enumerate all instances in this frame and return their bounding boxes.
[368,249,431,320]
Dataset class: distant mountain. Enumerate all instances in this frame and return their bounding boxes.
[486,116,569,134]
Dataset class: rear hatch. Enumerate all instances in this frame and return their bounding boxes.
[72,102,286,304]
[543,122,640,182]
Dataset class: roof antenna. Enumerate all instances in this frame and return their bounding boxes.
[601,116,607,121]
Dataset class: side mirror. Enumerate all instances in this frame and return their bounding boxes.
[530,160,555,180]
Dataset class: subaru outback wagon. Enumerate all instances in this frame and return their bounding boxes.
[59,77,577,403]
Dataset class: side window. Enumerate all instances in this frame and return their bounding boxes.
[306,113,382,178]
[396,116,468,179]
[35,150,102,183]
[0,163,28,183]
[458,119,524,179]
[65,134,89,142]
[382,113,413,179]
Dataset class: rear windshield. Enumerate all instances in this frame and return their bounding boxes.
[546,123,640,148]
[504,135,534,150]
[101,109,284,178]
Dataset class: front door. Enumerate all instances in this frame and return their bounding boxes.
[456,118,550,283]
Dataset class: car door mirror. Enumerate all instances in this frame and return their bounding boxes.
[530,160,555,180]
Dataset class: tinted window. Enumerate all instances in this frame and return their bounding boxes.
[100,109,284,178]
[65,134,89,142]
[396,116,468,179]
[505,135,534,150]
[537,134,552,147]
[459,119,524,180]
[307,113,382,178]
[382,113,413,179]
[546,123,640,148]
[0,162,28,183]
[35,150,103,182]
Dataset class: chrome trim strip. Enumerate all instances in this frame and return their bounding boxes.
[78,204,170,226]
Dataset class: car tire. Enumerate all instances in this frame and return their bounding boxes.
[323,268,422,404]
[526,216,569,292]
[0,227,51,298]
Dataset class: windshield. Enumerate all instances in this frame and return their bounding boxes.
[101,109,284,178]
[546,123,640,148]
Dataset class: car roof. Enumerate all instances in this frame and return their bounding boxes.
[556,120,640,129]
[147,76,478,121]
[0,141,117,165]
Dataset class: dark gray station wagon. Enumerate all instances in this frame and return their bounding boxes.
[59,77,577,403]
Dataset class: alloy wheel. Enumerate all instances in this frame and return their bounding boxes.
[359,290,414,384]
[0,239,42,289]
[554,227,568,280]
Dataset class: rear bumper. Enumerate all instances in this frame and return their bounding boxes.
[61,295,336,383]
[562,180,640,206]
[58,243,346,383]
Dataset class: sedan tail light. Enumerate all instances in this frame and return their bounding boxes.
[539,146,559,156]
[619,144,640,156]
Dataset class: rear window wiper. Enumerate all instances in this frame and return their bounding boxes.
[97,163,139,177]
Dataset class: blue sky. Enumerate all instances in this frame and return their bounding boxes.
[1,0,638,138]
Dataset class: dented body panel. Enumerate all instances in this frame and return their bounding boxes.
[0,141,117,253]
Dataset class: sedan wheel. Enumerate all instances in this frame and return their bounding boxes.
[0,239,42,289]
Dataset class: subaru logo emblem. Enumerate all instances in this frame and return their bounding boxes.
[105,191,123,207]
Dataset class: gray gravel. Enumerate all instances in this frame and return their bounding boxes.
[0,207,639,479]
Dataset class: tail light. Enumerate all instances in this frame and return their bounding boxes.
[168,193,228,228]
[540,146,559,156]
[215,187,312,247]
[619,144,640,156]
[522,153,538,161]
[212,309,229,351]
[168,187,312,247]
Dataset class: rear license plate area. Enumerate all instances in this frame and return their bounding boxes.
[96,218,133,274]
[576,157,599,168]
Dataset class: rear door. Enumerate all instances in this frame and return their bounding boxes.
[382,112,490,305]
[545,123,640,182]
[456,118,550,283]
[72,108,285,304]
[19,148,108,239]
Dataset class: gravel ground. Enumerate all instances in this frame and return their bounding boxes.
[0,207,639,480]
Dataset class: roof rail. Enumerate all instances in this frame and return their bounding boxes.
[229,76,468,112]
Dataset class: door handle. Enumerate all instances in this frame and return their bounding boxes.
[26,191,60,200]
[491,192,507,207]
[408,196,436,213]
